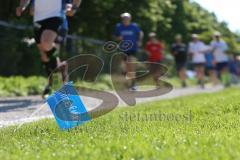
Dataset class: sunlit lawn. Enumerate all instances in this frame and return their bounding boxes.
[1,88,240,159]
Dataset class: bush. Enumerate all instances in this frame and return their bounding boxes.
[0,76,46,97]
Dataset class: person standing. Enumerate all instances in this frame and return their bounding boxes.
[188,34,207,88]
[114,12,143,91]
[145,32,164,87]
[171,34,188,88]
[210,32,230,87]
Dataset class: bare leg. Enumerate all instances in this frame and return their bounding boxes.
[179,67,187,87]
[40,30,58,52]
[195,65,205,88]
[208,70,219,86]
[57,57,69,83]
[39,30,58,98]
[37,44,49,62]
[125,56,136,89]
[152,69,160,87]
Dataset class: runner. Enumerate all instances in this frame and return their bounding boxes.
[16,0,81,98]
[114,12,143,91]
[145,32,164,88]
[210,32,230,87]
[188,34,207,88]
[205,51,219,86]
[30,0,71,89]
[171,34,188,88]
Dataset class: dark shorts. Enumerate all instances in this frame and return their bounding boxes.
[216,62,228,71]
[123,51,137,61]
[193,63,205,68]
[34,17,63,44]
[206,65,215,71]
[149,61,163,74]
[125,51,137,57]
[176,62,186,71]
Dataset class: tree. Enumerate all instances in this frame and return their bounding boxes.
[0,0,239,76]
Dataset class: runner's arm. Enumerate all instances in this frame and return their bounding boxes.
[16,0,31,16]
[29,0,34,16]
[66,0,82,16]
[137,31,144,47]
[72,0,82,7]
[19,0,31,10]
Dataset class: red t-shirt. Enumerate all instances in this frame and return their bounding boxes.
[145,41,164,62]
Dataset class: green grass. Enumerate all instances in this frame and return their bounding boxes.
[1,88,240,159]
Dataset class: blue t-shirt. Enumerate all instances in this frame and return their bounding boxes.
[114,23,141,52]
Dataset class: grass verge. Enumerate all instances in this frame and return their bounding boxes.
[1,88,240,159]
[0,75,112,97]
[0,75,197,97]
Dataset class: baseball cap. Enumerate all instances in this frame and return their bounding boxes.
[148,32,157,38]
[213,31,221,37]
[192,34,198,38]
[121,12,132,18]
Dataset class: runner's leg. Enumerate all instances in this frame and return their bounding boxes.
[56,57,68,83]
[179,67,187,87]
[39,29,58,98]
[126,56,136,90]
[208,69,219,86]
[40,29,58,54]
[195,65,205,88]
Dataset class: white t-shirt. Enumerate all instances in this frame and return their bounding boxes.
[210,40,228,63]
[188,41,207,63]
[34,0,63,22]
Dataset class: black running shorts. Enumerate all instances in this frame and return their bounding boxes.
[34,17,63,44]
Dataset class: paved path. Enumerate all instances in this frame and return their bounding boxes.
[0,85,224,128]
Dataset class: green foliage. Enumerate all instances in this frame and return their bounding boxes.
[0,75,113,97]
[0,0,240,76]
[1,88,240,159]
[0,27,42,76]
[0,76,46,97]
[73,0,240,48]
